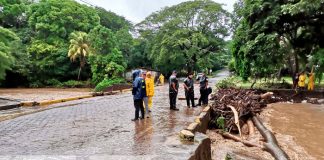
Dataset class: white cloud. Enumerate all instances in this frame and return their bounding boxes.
[76,0,236,24]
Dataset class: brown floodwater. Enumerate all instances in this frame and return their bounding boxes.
[269,103,324,160]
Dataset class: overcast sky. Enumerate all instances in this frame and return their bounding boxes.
[76,0,236,24]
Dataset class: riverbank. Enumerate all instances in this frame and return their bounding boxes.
[208,102,323,160]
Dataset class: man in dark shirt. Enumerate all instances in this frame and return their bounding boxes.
[184,72,195,108]
[169,70,179,111]
[197,72,209,106]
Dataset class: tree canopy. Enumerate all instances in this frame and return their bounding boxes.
[136,0,231,73]
[231,0,324,80]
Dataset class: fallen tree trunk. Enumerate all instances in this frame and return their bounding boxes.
[220,132,264,149]
[252,116,289,160]
[247,119,255,137]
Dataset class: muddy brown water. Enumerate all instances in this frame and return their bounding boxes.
[269,103,324,160]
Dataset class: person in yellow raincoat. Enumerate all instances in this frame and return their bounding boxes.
[308,66,315,91]
[145,72,155,114]
[298,71,306,89]
[159,73,165,85]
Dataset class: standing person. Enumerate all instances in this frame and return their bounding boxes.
[169,70,179,111]
[298,71,306,90]
[197,72,209,106]
[159,73,165,85]
[308,66,315,91]
[183,72,195,108]
[144,72,155,117]
[132,70,145,121]
[142,72,149,118]
[293,72,299,89]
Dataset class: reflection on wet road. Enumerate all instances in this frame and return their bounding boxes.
[0,70,229,159]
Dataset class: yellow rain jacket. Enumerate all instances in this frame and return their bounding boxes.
[308,73,315,91]
[159,74,165,85]
[145,72,155,97]
[298,73,306,87]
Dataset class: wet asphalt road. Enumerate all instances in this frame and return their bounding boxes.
[0,70,229,159]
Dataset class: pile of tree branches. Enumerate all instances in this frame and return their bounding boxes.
[209,88,289,160]
[210,88,278,131]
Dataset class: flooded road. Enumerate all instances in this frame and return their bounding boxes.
[269,103,324,160]
[0,70,229,159]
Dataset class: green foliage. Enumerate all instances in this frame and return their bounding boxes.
[89,25,117,55]
[216,116,225,130]
[0,0,29,28]
[231,0,324,80]
[228,59,235,72]
[216,77,237,89]
[137,0,230,73]
[128,39,152,68]
[62,80,87,88]
[115,28,134,66]
[68,31,91,80]
[0,0,134,87]
[94,78,126,92]
[310,48,324,83]
[0,27,19,80]
[89,48,127,85]
[95,7,131,32]
[45,79,62,87]
[28,0,99,40]
[225,153,233,160]
[29,80,44,88]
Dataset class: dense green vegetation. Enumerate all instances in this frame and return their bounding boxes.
[231,0,324,83]
[2,0,322,89]
[136,0,231,73]
[0,0,231,88]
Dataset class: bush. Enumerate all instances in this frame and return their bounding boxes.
[29,81,44,88]
[94,78,126,92]
[228,59,235,72]
[216,77,237,89]
[45,79,63,87]
[62,80,87,88]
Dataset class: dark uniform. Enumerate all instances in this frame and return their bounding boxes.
[198,75,209,105]
[169,75,179,109]
[132,70,145,120]
[184,77,195,107]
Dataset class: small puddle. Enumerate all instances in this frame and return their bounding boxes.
[269,103,324,159]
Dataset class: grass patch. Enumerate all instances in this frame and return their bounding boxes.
[94,78,126,92]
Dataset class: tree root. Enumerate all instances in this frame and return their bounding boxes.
[252,116,289,160]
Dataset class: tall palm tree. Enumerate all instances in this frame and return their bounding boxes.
[68,31,91,80]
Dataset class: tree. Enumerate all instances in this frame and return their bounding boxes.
[88,25,126,84]
[231,0,324,81]
[26,0,100,83]
[137,0,230,73]
[68,31,91,80]
[89,25,117,55]
[115,27,134,66]
[89,48,127,84]
[0,27,18,80]
[95,7,131,32]
[0,0,29,28]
